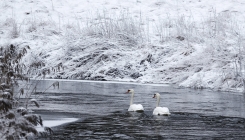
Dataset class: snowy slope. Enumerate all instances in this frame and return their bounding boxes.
[1,0,245,92]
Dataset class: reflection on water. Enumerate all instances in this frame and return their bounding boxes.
[23,80,245,139]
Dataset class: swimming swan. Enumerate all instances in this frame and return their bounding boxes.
[153,93,170,115]
[126,89,144,112]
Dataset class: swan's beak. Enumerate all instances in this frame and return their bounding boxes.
[153,94,156,98]
[125,90,130,94]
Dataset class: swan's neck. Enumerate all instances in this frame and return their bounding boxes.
[156,96,160,107]
[130,92,134,105]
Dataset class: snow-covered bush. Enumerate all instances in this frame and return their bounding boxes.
[0,44,55,139]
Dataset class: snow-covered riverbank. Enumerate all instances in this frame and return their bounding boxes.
[1,0,245,92]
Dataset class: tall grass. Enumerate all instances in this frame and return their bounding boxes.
[80,10,144,44]
[2,18,20,39]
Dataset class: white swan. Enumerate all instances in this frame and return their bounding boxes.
[126,89,144,112]
[152,93,170,115]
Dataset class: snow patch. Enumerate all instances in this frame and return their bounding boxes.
[36,118,78,132]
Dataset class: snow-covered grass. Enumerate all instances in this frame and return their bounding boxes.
[1,0,245,92]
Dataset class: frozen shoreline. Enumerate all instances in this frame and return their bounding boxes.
[36,118,78,132]
[31,78,170,87]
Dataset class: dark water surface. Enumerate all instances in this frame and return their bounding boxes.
[29,80,245,139]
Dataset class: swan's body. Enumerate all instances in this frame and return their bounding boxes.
[153,93,170,115]
[126,89,144,112]
[153,107,170,116]
[128,104,144,112]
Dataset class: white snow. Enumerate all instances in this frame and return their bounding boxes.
[36,118,78,132]
[1,0,245,92]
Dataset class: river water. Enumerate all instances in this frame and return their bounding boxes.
[29,80,245,139]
